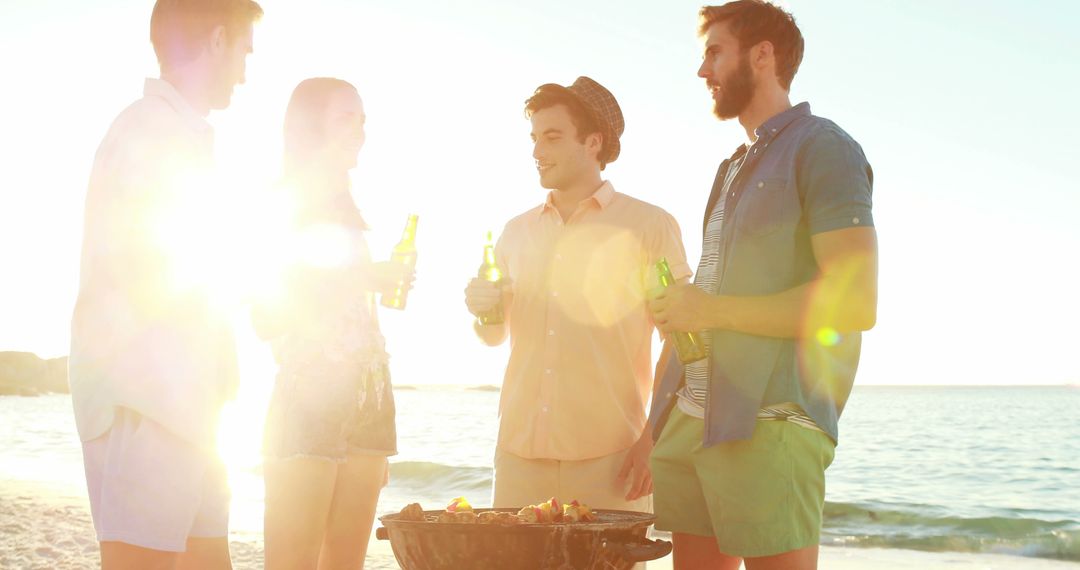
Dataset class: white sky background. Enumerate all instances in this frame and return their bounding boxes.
[1,0,1078,386]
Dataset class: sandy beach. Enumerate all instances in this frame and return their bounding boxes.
[3,478,1076,570]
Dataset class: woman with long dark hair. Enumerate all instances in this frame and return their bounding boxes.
[255,77,410,569]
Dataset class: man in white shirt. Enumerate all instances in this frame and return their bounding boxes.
[69,1,262,568]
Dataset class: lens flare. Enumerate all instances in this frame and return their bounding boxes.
[547,225,645,328]
[797,249,876,397]
[816,327,841,346]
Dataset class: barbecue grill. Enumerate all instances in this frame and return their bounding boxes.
[375,507,672,569]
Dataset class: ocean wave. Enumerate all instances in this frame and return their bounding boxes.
[386,461,492,499]
[823,501,1080,561]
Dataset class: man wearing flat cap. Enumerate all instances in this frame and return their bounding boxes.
[465,77,691,516]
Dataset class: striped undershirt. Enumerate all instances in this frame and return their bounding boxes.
[675,181,726,418]
[674,148,822,434]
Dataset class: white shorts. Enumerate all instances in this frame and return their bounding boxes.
[81,407,230,552]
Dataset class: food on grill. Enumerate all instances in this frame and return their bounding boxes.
[437,510,478,523]
[398,503,426,522]
[562,500,597,523]
[477,511,522,525]
[518,498,596,523]
[516,498,557,523]
[446,496,472,512]
[434,497,478,522]
[517,505,542,523]
[397,496,596,525]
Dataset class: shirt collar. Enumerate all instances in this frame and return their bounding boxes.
[143,78,213,137]
[754,101,810,143]
[540,180,616,218]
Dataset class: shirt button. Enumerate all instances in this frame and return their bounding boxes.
[545,369,552,375]
[551,291,558,297]
[666,392,673,399]
[852,217,860,224]
[542,406,550,412]
[757,181,765,189]
[548,330,555,336]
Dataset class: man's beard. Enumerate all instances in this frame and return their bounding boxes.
[712,54,755,120]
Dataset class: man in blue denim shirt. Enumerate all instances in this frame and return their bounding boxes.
[647,2,878,569]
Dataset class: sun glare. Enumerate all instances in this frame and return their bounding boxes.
[143,168,301,501]
[549,226,647,328]
[193,179,371,517]
[215,320,277,534]
[294,221,356,269]
[150,169,299,309]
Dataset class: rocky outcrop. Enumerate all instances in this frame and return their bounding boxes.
[0,352,69,396]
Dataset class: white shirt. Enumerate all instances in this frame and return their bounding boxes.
[69,78,237,448]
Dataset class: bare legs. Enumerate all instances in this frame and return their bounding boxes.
[318,455,387,569]
[100,537,232,570]
[671,533,818,570]
[671,533,741,570]
[178,538,234,570]
[264,455,387,570]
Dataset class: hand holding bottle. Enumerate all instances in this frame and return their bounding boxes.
[464,277,510,320]
[648,258,707,364]
[472,230,505,325]
[648,283,715,334]
[381,214,418,310]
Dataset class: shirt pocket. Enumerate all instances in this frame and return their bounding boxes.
[733,177,796,238]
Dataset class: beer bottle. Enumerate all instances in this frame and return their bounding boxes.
[654,258,707,364]
[381,214,418,310]
[476,231,504,325]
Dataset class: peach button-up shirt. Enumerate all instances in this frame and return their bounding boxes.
[494,181,691,461]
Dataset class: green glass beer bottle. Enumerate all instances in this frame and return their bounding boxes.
[381,214,418,310]
[476,231,504,325]
[654,258,707,364]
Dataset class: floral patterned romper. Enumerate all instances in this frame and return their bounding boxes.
[263,218,397,461]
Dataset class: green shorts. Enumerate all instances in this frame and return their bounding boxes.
[650,407,835,558]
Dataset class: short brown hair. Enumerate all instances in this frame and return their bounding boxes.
[524,86,614,170]
[150,0,264,69]
[699,1,803,90]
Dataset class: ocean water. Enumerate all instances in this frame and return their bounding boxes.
[1,386,1078,562]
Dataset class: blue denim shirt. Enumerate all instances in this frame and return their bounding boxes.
[650,102,874,446]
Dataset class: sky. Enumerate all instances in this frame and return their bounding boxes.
[1,0,1078,388]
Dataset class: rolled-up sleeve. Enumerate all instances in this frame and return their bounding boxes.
[646,211,692,281]
[797,127,874,235]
